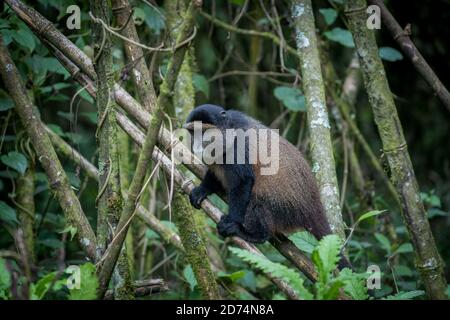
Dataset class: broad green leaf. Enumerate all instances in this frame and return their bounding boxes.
[47,124,65,137]
[0,201,19,226]
[393,243,413,255]
[81,112,98,125]
[289,231,318,254]
[383,290,425,300]
[379,47,403,62]
[142,5,165,35]
[68,263,98,300]
[0,29,14,46]
[0,98,14,112]
[324,27,355,48]
[374,233,391,254]
[59,225,78,241]
[217,270,245,283]
[393,265,413,277]
[0,258,11,300]
[145,228,160,240]
[193,74,210,98]
[1,151,28,174]
[356,210,386,224]
[319,8,338,26]
[12,28,35,52]
[183,265,197,291]
[274,86,306,111]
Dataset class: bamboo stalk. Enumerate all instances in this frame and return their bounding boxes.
[90,0,134,299]
[112,0,157,112]
[95,1,200,297]
[290,0,345,237]
[5,0,317,297]
[0,36,97,260]
[346,0,447,300]
[46,127,184,252]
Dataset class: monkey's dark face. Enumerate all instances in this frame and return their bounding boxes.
[183,104,228,131]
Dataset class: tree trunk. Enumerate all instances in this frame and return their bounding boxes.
[346,0,447,299]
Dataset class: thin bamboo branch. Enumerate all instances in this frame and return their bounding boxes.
[46,127,184,251]
[7,1,318,297]
[368,0,450,113]
[346,0,447,300]
[0,37,97,260]
[290,0,345,237]
[112,0,157,112]
[95,1,200,297]
[90,0,134,299]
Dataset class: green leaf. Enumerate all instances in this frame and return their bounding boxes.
[183,265,197,291]
[47,124,65,137]
[393,265,413,277]
[374,233,391,254]
[68,263,98,300]
[0,98,14,112]
[393,243,413,255]
[193,74,210,98]
[289,231,318,254]
[30,272,58,300]
[274,86,306,111]
[319,8,338,26]
[59,225,78,241]
[356,210,386,225]
[81,112,98,125]
[0,258,11,300]
[230,247,313,299]
[324,27,355,48]
[312,234,342,282]
[379,47,403,62]
[12,28,35,52]
[383,290,425,300]
[142,5,165,35]
[0,201,19,226]
[336,268,368,300]
[1,151,28,174]
[145,228,160,240]
[217,270,245,283]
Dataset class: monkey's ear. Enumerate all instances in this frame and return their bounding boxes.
[220,110,227,118]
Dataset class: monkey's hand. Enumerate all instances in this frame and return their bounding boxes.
[217,215,241,238]
[189,186,209,209]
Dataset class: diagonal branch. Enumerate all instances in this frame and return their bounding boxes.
[0,37,97,261]
[368,0,450,113]
[95,1,200,298]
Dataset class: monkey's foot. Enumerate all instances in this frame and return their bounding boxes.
[189,186,208,209]
[217,216,242,238]
[217,216,270,244]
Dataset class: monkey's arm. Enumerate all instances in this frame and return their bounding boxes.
[190,170,224,209]
[221,164,255,224]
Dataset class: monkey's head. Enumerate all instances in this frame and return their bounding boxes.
[183,104,228,131]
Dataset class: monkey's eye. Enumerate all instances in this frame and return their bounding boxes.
[220,110,227,118]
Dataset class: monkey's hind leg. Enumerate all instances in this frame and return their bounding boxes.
[217,212,271,244]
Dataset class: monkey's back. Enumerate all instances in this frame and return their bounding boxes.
[247,120,332,239]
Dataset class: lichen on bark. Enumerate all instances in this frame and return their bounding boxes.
[290,0,345,238]
[346,0,447,300]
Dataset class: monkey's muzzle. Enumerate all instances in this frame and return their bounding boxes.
[183,121,218,132]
